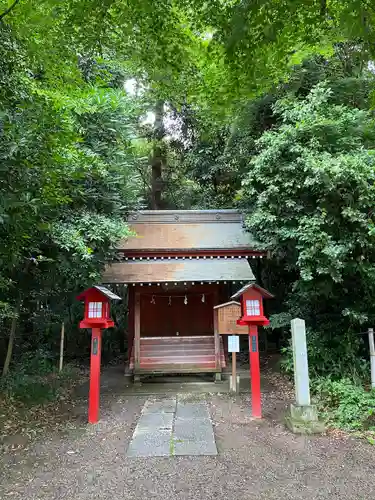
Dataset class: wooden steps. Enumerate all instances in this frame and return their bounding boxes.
[129,336,226,373]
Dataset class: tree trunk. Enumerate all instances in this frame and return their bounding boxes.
[150,100,165,210]
[2,313,18,378]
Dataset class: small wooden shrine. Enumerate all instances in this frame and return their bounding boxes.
[102,210,266,379]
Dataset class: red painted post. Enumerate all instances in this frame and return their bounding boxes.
[249,324,261,418]
[88,328,102,424]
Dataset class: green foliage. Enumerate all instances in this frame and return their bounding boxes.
[242,83,375,327]
[165,43,374,209]
[280,329,369,382]
[0,351,79,405]
[312,378,375,431]
[268,312,293,330]
[17,348,55,376]
[0,375,58,405]
[234,71,375,434]
[3,0,375,120]
[0,18,144,374]
[51,213,131,261]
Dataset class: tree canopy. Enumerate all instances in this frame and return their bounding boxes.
[2,1,375,116]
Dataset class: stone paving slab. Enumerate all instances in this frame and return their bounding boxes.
[136,412,174,430]
[173,402,217,456]
[126,396,217,457]
[142,399,177,414]
[174,438,217,456]
[174,418,217,456]
[127,429,171,457]
[173,417,214,441]
[175,402,210,419]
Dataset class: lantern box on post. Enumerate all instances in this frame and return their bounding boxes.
[77,285,121,329]
[231,283,273,419]
[231,283,273,326]
[76,285,121,424]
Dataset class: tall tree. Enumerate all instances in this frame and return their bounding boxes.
[150,101,166,209]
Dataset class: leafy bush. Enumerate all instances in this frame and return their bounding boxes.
[0,374,59,404]
[0,350,80,405]
[312,377,375,431]
[280,329,369,383]
[242,84,375,371]
[16,348,56,376]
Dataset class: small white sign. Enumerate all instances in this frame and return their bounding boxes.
[228,335,240,353]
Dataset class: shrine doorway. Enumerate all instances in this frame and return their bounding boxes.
[140,292,215,337]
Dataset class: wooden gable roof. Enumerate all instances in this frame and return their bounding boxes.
[102,258,255,284]
[116,210,261,254]
[102,210,263,285]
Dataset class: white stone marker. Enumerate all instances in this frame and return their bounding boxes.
[286,318,325,434]
[228,335,240,393]
[368,328,375,389]
[291,318,310,406]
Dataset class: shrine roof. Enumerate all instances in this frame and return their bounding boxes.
[102,258,255,284]
[116,210,260,253]
[231,283,274,299]
[76,285,122,301]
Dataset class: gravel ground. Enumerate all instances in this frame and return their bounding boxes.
[1,373,374,500]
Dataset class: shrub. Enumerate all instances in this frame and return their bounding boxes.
[280,329,369,383]
[0,350,80,405]
[0,373,58,404]
[312,377,375,431]
[17,348,56,376]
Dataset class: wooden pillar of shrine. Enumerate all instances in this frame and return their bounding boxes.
[127,288,135,370]
[134,292,141,374]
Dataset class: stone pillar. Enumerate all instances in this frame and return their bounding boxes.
[291,318,310,406]
[285,318,325,434]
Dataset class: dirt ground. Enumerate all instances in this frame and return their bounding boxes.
[1,369,374,500]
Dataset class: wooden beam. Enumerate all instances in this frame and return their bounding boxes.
[118,249,265,258]
[126,287,134,371]
[134,292,141,372]
[214,305,221,372]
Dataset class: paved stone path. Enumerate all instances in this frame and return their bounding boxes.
[127,397,217,457]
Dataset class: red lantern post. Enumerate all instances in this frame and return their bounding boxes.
[232,284,274,419]
[76,286,121,424]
